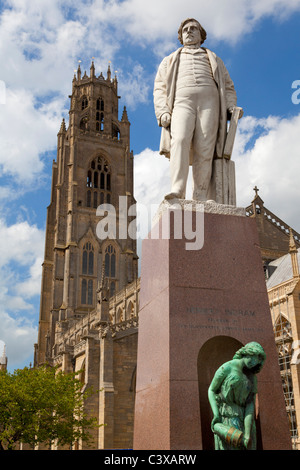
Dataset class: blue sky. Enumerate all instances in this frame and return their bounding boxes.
[1,0,300,371]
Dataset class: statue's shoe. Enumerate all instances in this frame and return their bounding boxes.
[164,192,183,200]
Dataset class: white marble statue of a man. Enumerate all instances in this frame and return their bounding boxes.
[154,18,243,201]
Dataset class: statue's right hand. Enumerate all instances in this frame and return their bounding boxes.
[211,415,221,432]
[161,113,171,128]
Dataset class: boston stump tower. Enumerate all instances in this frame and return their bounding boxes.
[36,62,138,366]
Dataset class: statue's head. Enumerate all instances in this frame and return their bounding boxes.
[233,341,266,374]
[178,18,207,46]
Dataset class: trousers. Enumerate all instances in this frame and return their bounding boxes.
[169,84,220,200]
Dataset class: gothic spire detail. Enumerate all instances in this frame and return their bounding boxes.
[77,63,81,80]
[90,60,95,78]
[289,228,300,278]
[58,118,66,134]
[107,62,111,81]
[290,228,297,253]
[121,106,129,122]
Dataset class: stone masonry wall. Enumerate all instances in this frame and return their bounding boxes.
[113,332,137,449]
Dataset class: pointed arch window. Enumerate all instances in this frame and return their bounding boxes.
[93,191,98,209]
[96,98,104,132]
[82,96,88,110]
[82,242,94,275]
[80,242,95,306]
[81,279,93,305]
[126,301,134,320]
[105,245,116,278]
[86,190,91,207]
[97,98,104,111]
[86,157,111,208]
[82,250,87,274]
[87,280,93,305]
[81,279,87,304]
[110,281,116,297]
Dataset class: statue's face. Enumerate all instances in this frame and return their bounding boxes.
[182,21,201,46]
[243,354,264,372]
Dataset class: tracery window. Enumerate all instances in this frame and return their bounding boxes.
[117,307,124,323]
[81,279,87,304]
[97,97,104,111]
[81,279,94,305]
[110,280,116,297]
[96,98,104,132]
[82,242,94,275]
[82,96,88,110]
[104,244,117,296]
[80,242,95,306]
[86,157,111,208]
[87,279,93,305]
[105,244,116,278]
[274,314,298,445]
[126,301,134,319]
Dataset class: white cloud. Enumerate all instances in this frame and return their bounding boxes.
[133,149,167,240]
[2,0,300,97]
[0,310,37,369]
[0,217,44,369]
[134,148,170,207]
[0,218,44,312]
[0,88,63,184]
[234,113,300,232]
[134,147,194,242]
[0,1,117,97]
[83,0,300,47]
[16,256,44,299]
[0,218,44,267]
[118,64,151,109]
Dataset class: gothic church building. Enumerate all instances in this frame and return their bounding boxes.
[35,63,140,449]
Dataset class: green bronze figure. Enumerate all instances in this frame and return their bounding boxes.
[208,342,266,450]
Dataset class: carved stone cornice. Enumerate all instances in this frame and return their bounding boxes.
[110,316,138,338]
[97,316,138,339]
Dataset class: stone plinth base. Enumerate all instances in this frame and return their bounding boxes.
[133,202,291,450]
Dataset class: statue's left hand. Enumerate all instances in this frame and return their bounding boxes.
[243,435,251,449]
[228,106,244,119]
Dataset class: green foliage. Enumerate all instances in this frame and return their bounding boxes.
[0,365,100,450]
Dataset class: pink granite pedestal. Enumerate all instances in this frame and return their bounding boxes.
[133,202,292,450]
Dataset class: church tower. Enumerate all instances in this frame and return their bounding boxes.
[36,62,138,366]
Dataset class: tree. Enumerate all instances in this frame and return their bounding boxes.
[0,365,100,450]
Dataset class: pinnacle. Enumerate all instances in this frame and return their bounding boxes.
[58,118,66,134]
[107,63,112,81]
[122,106,129,122]
[90,60,95,78]
[289,228,297,253]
